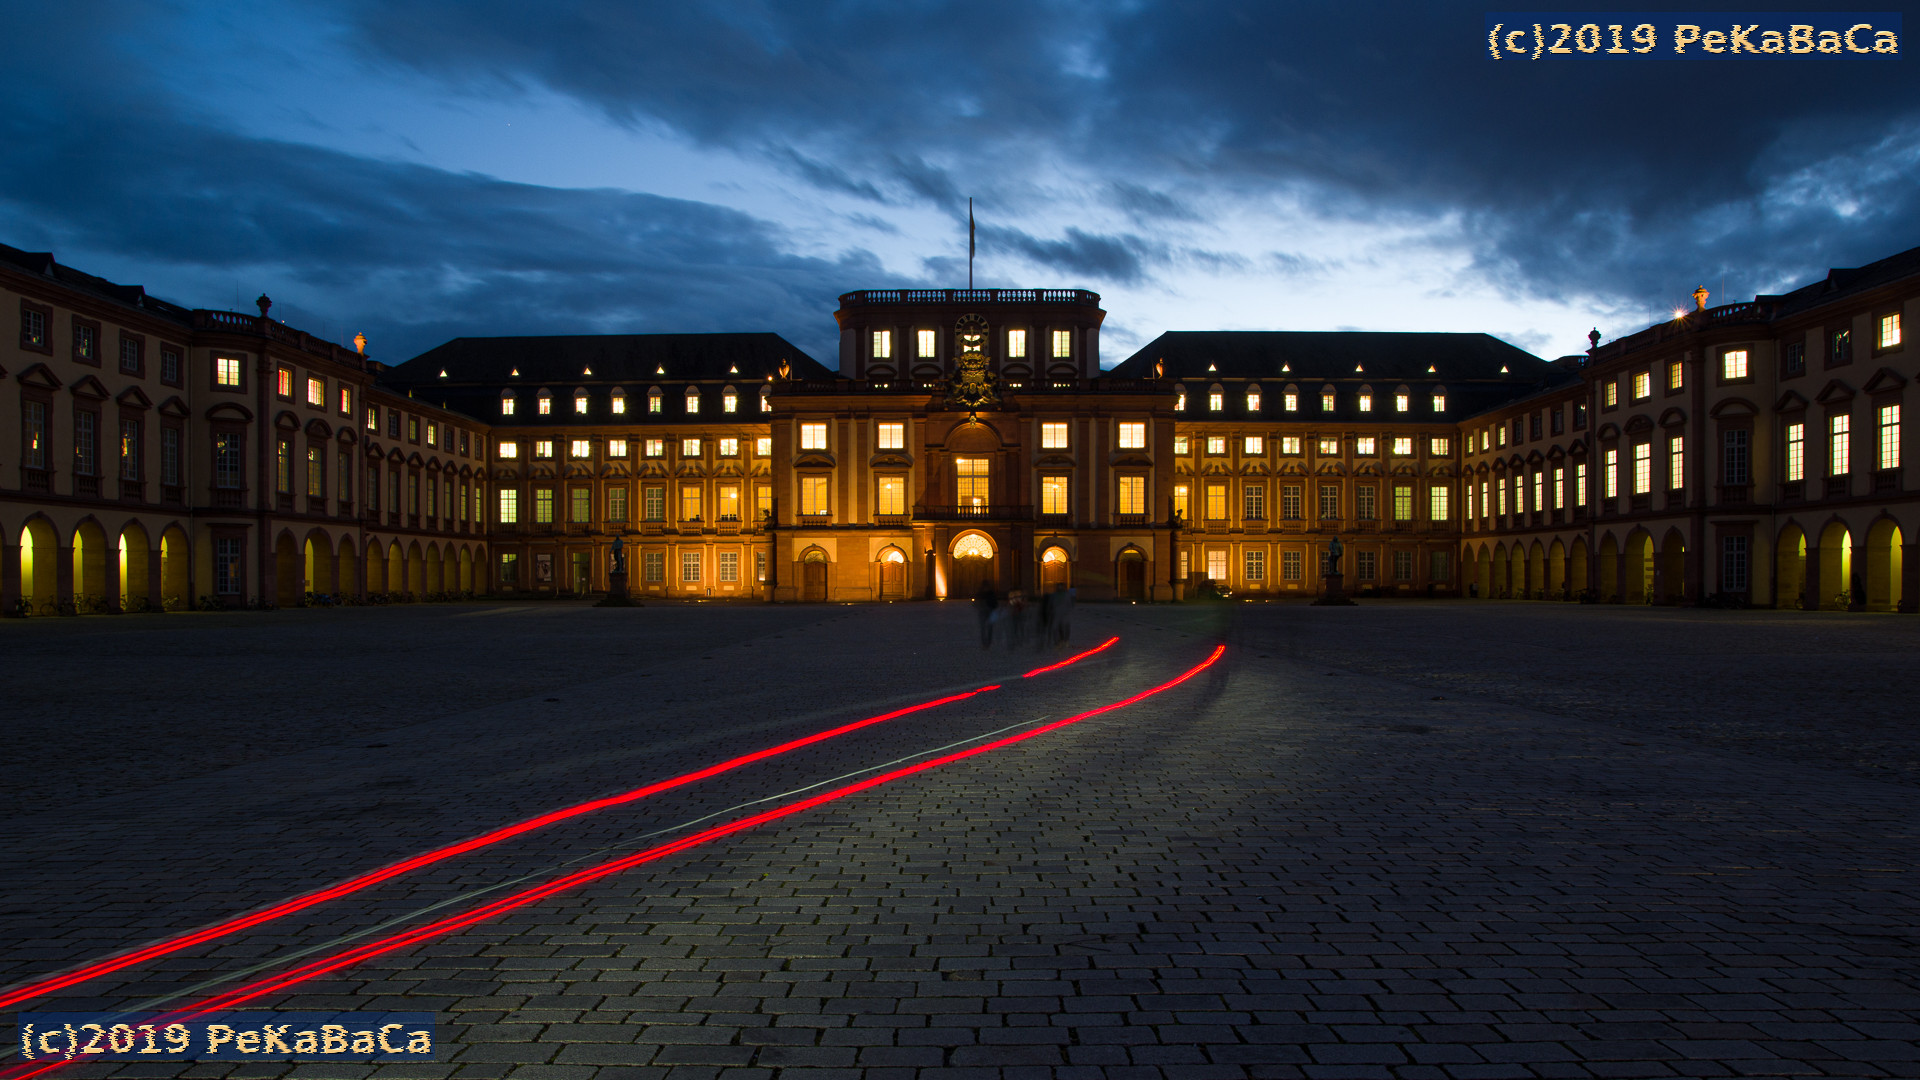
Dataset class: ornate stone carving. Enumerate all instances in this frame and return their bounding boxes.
[944,313,1001,411]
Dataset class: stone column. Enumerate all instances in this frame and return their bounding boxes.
[1802,542,1823,611]
[1901,542,1919,613]
[57,544,74,607]
[1,540,18,615]
[147,546,164,612]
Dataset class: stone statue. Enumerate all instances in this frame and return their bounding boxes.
[609,535,626,575]
[1326,537,1342,574]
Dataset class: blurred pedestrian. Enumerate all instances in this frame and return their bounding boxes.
[974,581,999,647]
[1035,588,1057,651]
[1053,584,1074,646]
[1006,589,1028,649]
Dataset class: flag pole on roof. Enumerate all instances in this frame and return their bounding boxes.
[968,197,975,290]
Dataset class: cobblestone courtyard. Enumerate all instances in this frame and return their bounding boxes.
[2,601,1916,1079]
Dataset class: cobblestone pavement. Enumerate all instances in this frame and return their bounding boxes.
[2,601,1917,1079]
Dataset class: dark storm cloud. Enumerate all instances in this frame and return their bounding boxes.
[338,0,1920,312]
[0,107,881,363]
[975,224,1163,284]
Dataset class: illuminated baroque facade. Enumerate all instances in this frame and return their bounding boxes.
[4,241,1916,612]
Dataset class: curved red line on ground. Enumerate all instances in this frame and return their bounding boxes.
[0,640,1118,1013]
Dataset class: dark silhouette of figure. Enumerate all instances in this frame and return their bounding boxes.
[974,581,999,647]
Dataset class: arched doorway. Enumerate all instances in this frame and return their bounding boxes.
[458,546,473,593]
[275,532,302,606]
[1818,521,1853,609]
[1040,545,1071,594]
[801,547,829,601]
[1569,538,1589,599]
[1490,543,1509,597]
[1624,532,1653,603]
[120,522,152,611]
[1865,519,1904,612]
[1475,544,1492,598]
[877,547,907,601]
[73,519,109,609]
[1659,530,1687,604]
[1597,533,1620,601]
[406,541,425,595]
[160,526,189,608]
[304,533,334,597]
[949,532,994,600]
[1776,525,1806,609]
[22,517,59,612]
[1115,546,1146,600]
[1547,540,1567,599]
[1527,541,1546,599]
[426,543,444,595]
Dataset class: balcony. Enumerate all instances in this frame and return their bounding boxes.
[1781,481,1804,502]
[839,288,1100,307]
[641,520,665,535]
[338,499,355,517]
[120,480,145,504]
[1278,518,1307,533]
[565,522,591,535]
[212,487,244,509]
[162,484,184,506]
[1873,469,1901,493]
[1350,519,1377,532]
[914,504,1033,522]
[76,475,100,498]
[717,515,741,535]
[1718,484,1750,506]
[1825,476,1850,498]
[874,513,910,528]
[308,496,327,514]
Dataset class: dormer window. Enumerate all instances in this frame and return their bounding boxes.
[1174,385,1187,411]
[1208,384,1224,411]
[1394,387,1410,412]
[537,391,552,415]
[723,386,738,413]
[760,385,772,413]
[1320,387,1336,411]
[573,390,589,414]
[648,387,663,413]
[684,386,700,414]
[1432,390,1447,412]
[1284,384,1299,412]
[611,388,627,415]
[500,391,516,417]
[1246,385,1262,411]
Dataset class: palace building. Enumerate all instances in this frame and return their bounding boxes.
[3,240,1916,612]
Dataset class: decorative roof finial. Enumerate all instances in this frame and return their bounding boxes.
[778,358,791,381]
[353,331,367,355]
[1693,285,1709,312]
[1587,328,1601,351]
[256,293,272,319]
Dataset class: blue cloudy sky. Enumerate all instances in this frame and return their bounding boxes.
[4,2,1915,366]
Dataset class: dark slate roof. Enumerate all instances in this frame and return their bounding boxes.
[1766,241,1920,319]
[381,333,832,427]
[1107,331,1573,422]
[387,333,830,387]
[0,243,195,323]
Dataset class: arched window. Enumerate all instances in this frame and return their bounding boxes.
[722,385,738,414]
[610,388,627,415]
[1041,546,1067,564]
[1357,384,1374,412]
[1283,383,1299,412]
[1432,386,1449,412]
[879,547,906,564]
[1393,384,1411,413]
[500,390,516,417]
[953,533,994,559]
[1319,385,1336,411]
[1208,383,1225,411]
[536,390,552,416]
[573,388,589,415]
[1246,384,1262,411]
[647,386,663,414]
[684,386,700,414]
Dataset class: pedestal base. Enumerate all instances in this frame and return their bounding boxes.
[595,570,643,607]
[1311,572,1357,606]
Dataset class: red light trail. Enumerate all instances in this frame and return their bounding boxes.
[0,640,1120,1014]
[0,643,1219,1080]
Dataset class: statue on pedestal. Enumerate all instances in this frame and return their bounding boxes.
[610,535,626,575]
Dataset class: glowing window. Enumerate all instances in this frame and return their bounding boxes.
[1206,435,1227,455]
[800,422,828,450]
[956,458,989,507]
[1879,312,1902,350]
[681,437,701,458]
[1243,435,1264,455]
[1669,360,1685,389]
[1281,436,1302,455]
[1208,390,1224,411]
[1830,414,1851,475]
[1051,329,1072,358]
[498,441,518,459]
[755,436,772,456]
[534,440,554,459]
[872,330,892,358]
[1205,482,1227,520]
[1395,393,1409,412]
[648,388,662,413]
[1042,476,1068,515]
[500,397,517,417]
[1879,404,1901,470]
[574,393,588,414]
[723,391,737,413]
[1173,435,1189,454]
[1785,423,1804,481]
[1632,372,1651,399]
[917,329,937,358]
[1604,448,1619,498]
[216,356,242,387]
[1429,485,1449,521]
[611,390,626,414]
[1392,436,1413,456]
[1247,389,1262,410]
[1358,394,1373,412]
[1117,422,1146,450]
[570,439,591,459]
[1320,391,1335,411]
[1722,350,1748,380]
[1118,475,1146,515]
[1355,436,1376,456]
[1632,442,1651,494]
[1284,392,1298,412]
[1042,421,1070,449]
[684,387,700,414]
[954,533,993,559]
[1317,437,1339,455]
[1432,393,1446,412]
[498,489,518,523]
[874,422,904,451]
[644,438,665,458]
[537,392,552,415]
[1007,329,1027,358]
[607,439,628,458]
[801,475,830,515]
[719,437,739,457]
[1604,382,1619,407]
[877,476,906,516]
[1668,435,1685,489]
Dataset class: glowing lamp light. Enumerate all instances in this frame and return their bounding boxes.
[1672,309,1689,320]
